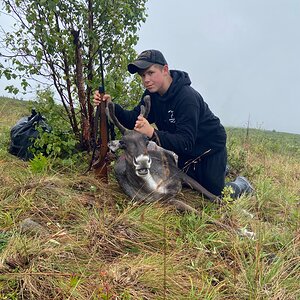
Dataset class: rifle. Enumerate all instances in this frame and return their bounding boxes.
[92,50,110,182]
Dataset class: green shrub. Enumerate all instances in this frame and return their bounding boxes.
[28,89,79,162]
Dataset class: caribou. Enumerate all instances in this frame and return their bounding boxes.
[107,95,221,214]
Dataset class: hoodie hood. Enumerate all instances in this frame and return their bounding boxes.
[147,70,191,102]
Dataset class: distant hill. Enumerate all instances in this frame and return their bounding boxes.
[0,96,31,126]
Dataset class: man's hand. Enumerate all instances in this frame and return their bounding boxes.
[134,115,154,138]
[93,90,112,106]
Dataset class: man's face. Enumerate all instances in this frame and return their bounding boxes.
[138,64,168,95]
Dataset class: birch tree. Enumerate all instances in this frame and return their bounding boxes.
[0,0,147,150]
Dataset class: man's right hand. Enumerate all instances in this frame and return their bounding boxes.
[93,90,112,106]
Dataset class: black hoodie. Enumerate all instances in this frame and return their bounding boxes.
[114,70,226,162]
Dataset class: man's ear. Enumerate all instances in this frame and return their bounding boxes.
[162,64,169,74]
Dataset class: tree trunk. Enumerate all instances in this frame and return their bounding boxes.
[72,29,91,151]
[87,0,96,144]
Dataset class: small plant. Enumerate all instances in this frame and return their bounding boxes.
[119,290,132,300]
[29,153,49,173]
[0,212,15,229]
[221,185,235,205]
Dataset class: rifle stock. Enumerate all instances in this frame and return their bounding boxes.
[94,94,109,182]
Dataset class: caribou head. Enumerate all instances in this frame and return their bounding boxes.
[107,95,153,179]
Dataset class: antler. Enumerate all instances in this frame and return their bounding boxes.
[107,102,127,135]
[107,95,151,135]
[140,95,151,118]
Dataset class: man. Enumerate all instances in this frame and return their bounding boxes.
[94,49,253,197]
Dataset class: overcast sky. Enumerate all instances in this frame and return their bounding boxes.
[135,0,300,134]
[0,0,299,134]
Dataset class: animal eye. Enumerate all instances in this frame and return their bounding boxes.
[119,140,126,148]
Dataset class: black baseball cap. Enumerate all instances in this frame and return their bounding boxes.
[128,50,168,74]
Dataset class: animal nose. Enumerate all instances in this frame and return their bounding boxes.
[133,154,152,177]
[133,154,152,169]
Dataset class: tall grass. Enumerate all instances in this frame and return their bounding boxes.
[0,97,299,299]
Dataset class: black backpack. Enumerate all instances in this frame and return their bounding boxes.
[9,109,51,160]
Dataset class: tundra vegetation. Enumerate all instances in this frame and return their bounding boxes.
[0,96,299,299]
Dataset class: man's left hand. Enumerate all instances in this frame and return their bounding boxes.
[134,115,154,138]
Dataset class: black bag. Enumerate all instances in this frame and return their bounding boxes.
[9,109,51,160]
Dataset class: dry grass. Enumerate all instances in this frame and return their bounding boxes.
[0,98,299,299]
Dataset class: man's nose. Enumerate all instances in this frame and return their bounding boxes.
[143,74,150,82]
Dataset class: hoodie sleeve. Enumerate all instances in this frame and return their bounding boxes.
[154,93,202,156]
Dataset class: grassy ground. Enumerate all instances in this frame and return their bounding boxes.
[0,97,299,299]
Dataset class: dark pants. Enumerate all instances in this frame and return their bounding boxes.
[179,147,227,196]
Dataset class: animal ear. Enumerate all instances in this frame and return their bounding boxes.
[107,102,127,135]
[140,95,151,118]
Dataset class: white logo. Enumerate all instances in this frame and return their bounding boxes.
[168,110,176,123]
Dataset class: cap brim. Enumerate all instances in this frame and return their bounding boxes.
[127,60,153,74]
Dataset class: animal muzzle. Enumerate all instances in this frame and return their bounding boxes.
[133,154,152,177]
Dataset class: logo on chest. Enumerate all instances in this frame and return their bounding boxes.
[168,110,176,123]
